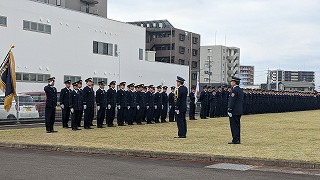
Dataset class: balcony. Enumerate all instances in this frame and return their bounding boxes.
[81,0,99,4]
[80,6,99,15]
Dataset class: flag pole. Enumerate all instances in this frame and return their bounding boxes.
[0,44,15,69]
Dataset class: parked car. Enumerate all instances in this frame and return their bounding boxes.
[23,92,62,118]
[0,94,40,120]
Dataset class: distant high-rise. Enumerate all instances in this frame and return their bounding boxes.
[240,66,254,85]
[269,70,315,83]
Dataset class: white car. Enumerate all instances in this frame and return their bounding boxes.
[0,94,40,120]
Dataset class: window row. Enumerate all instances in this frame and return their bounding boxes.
[93,41,117,56]
[23,20,51,34]
[16,72,51,82]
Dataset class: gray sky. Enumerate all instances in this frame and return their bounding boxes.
[108,0,320,86]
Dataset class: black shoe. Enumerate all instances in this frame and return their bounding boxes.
[128,123,134,125]
[107,124,115,127]
[118,124,126,126]
[137,123,144,125]
[51,130,58,133]
[84,126,93,129]
[46,131,51,133]
[72,128,81,131]
[90,124,95,126]
[147,122,154,124]
[63,126,69,129]
[161,121,167,123]
[228,141,240,144]
[97,125,105,128]
[174,136,186,138]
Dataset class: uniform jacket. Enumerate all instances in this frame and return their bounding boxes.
[44,85,57,108]
[145,91,154,108]
[161,92,169,108]
[189,92,195,104]
[228,86,244,116]
[96,88,107,108]
[59,87,71,107]
[106,88,117,107]
[82,86,95,107]
[199,90,208,105]
[69,90,83,111]
[175,85,188,113]
[116,89,127,107]
[168,92,175,106]
[154,92,162,107]
[209,94,217,107]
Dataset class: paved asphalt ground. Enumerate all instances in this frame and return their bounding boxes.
[1,147,319,180]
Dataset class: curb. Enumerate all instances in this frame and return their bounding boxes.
[1,142,319,170]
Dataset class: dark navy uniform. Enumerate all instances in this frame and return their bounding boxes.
[70,86,83,131]
[199,87,208,119]
[106,81,117,127]
[116,82,127,126]
[154,86,162,123]
[189,90,196,120]
[145,86,155,124]
[209,91,217,118]
[82,82,95,129]
[161,87,169,123]
[44,77,57,133]
[168,87,175,122]
[77,87,83,127]
[228,77,244,144]
[126,85,135,125]
[59,81,71,128]
[175,76,188,138]
[96,83,107,128]
[135,86,144,124]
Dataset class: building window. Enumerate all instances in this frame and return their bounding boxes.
[192,37,198,44]
[179,46,185,54]
[64,75,81,83]
[16,72,50,83]
[93,77,108,85]
[44,0,49,4]
[0,16,7,27]
[56,0,61,6]
[93,41,114,56]
[192,49,198,56]
[179,59,185,65]
[23,20,51,34]
[139,48,144,60]
[204,78,209,82]
[208,49,212,53]
[207,56,212,61]
[179,34,185,41]
[192,61,198,68]
[192,73,197,80]
[114,44,118,57]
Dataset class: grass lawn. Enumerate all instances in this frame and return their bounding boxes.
[0,110,320,162]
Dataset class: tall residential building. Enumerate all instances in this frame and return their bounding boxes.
[240,66,254,85]
[200,45,240,85]
[128,20,201,88]
[34,0,108,18]
[269,70,315,83]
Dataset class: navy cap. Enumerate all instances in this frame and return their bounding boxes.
[64,80,71,84]
[109,81,116,86]
[148,85,154,89]
[85,78,93,83]
[231,76,241,82]
[157,85,162,89]
[119,82,126,86]
[191,86,196,90]
[72,82,78,86]
[171,86,176,90]
[78,80,83,84]
[163,86,168,89]
[176,76,185,83]
[48,77,55,81]
[203,85,207,89]
[98,81,105,85]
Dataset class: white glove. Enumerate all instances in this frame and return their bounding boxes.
[127,106,130,109]
[137,105,140,110]
[83,105,87,110]
[60,104,64,109]
[57,102,60,106]
[146,106,149,109]
[162,105,164,109]
[169,105,172,109]
[200,104,202,108]
[227,112,233,117]
[71,108,74,113]
[117,105,121,109]
[155,105,157,110]
[97,106,100,111]
[107,104,111,109]
[175,110,180,115]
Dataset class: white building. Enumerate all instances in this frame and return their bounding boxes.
[200,45,240,85]
[240,65,254,85]
[0,0,188,93]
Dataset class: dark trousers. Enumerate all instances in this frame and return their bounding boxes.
[176,112,187,137]
[77,110,83,127]
[189,103,196,119]
[169,106,175,122]
[146,107,154,123]
[126,107,134,124]
[117,107,126,125]
[200,104,207,118]
[206,104,210,117]
[154,107,161,123]
[97,108,106,126]
[106,107,115,126]
[136,107,143,124]
[45,107,55,132]
[210,105,216,118]
[161,106,168,122]
[142,107,147,122]
[229,115,241,143]
[71,110,81,129]
[62,107,70,127]
[84,107,94,128]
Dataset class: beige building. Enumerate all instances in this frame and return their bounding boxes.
[200,45,240,85]
[34,0,108,18]
[240,66,254,85]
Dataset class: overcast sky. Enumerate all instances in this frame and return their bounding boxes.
[108,0,320,86]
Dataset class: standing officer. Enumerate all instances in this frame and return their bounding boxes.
[116,82,127,126]
[206,86,212,117]
[141,85,148,122]
[161,86,169,123]
[82,78,95,129]
[189,86,196,120]
[44,77,58,133]
[145,85,155,124]
[175,76,188,138]
[96,81,107,128]
[209,89,217,118]
[106,81,117,127]
[135,85,144,125]
[227,77,244,144]
[60,80,72,129]
[154,85,162,123]
[199,85,208,119]
[126,83,135,125]
[168,86,176,122]
[77,80,83,127]
[69,82,82,131]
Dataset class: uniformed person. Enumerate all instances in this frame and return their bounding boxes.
[227,77,244,144]
[209,89,217,118]
[141,85,148,122]
[135,85,144,125]
[82,78,95,129]
[168,86,176,122]
[106,81,117,127]
[175,76,188,138]
[206,86,212,117]
[154,85,162,123]
[60,80,72,129]
[199,85,208,119]
[189,86,196,120]
[96,81,107,128]
[44,77,58,133]
[77,80,83,127]
[69,82,83,131]
[116,82,127,126]
[160,86,169,123]
[145,85,155,124]
[126,83,135,125]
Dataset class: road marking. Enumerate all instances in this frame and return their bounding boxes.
[206,163,256,171]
